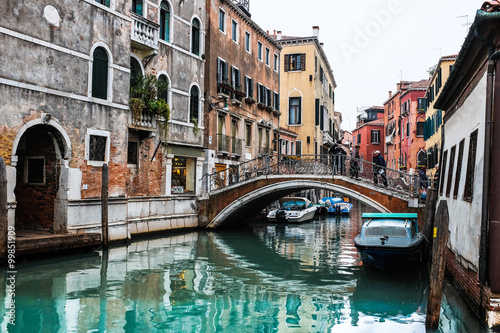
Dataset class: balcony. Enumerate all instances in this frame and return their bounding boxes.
[129,109,157,130]
[231,137,243,156]
[259,146,274,156]
[131,14,159,52]
[322,131,334,147]
[217,134,231,154]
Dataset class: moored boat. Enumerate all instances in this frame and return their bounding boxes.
[267,197,318,223]
[353,213,424,270]
[320,197,353,215]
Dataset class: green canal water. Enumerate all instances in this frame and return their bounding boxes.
[1,203,492,332]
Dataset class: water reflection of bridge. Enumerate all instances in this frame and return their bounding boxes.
[201,155,425,228]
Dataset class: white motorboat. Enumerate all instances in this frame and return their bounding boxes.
[267,197,318,223]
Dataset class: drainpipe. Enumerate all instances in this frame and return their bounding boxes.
[489,50,500,293]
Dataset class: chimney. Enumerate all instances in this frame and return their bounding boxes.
[388,91,392,98]
[313,26,319,38]
[273,29,276,35]
[277,31,282,40]
[320,43,324,47]
[396,83,401,91]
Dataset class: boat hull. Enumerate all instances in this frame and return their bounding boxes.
[267,207,317,223]
[354,237,423,271]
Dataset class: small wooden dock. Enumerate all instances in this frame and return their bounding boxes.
[15,231,101,257]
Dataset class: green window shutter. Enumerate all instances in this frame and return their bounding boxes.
[92,47,108,100]
[300,53,306,71]
[320,106,324,130]
[192,19,200,55]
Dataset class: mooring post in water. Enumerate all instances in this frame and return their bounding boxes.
[101,163,109,248]
[426,200,450,328]
[423,188,438,260]
[0,157,7,263]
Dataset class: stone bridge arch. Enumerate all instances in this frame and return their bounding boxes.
[201,175,421,228]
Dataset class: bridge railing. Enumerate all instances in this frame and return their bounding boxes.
[203,154,422,200]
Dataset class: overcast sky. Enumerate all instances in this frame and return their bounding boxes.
[249,0,481,131]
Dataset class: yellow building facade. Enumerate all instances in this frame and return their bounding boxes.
[273,27,337,155]
[424,55,457,177]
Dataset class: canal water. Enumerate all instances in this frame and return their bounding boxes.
[0,202,492,332]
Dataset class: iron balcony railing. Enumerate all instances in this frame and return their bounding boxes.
[217,134,231,153]
[259,146,273,156]
[202,154,422,201]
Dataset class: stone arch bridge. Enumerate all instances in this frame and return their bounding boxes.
[199,155,425,228]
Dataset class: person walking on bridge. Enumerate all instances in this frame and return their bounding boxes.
[372,150,388,187]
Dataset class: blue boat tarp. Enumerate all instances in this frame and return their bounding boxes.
[362,213,418,219]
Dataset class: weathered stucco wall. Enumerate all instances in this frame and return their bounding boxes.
[439,72,486,270]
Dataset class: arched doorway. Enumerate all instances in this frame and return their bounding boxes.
[13,120,71,233]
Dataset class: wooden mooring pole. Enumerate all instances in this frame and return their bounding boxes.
[0,157,7,263]
[426,200,450,328]
[101,164,109,248]
[423,188,438,260]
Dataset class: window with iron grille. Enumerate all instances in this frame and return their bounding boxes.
[89,135,107,161]
[463,130,478,202]
[453,139,465,199]
[127,141,139,165]
[26,157,45,184]
[92,47,108,99]
[160,1,170,42]
[445,145,456,198]
[192,18,200,55]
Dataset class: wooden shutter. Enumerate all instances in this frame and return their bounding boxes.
[300,53,306,71]
[92,47,108,99]
[284,54,290,72]
[315,99,320,126]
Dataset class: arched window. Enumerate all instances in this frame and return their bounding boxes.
[92,47,109,99]
[160,1,170,42]
[158,74,169,103]
[130,57,142,87]
[192,18,200,56]
[132,0,143,16]
[417,150,427,168]
[190,86,199,123]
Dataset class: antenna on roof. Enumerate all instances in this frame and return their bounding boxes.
[456,15,471,34]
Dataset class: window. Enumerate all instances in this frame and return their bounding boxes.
[315,99,320,126]
[464,130,478,202]
[265,47,270,66]
[446,145,456,198]
[190,86,200,123]
[231,19,238,43]
[417,119,425,137]
[273,92,279,110]
[171,157,196,194]
[127,141,139,165]
[371,130,380,144]
[418,98,426,111]
[357,133,361,144]
[158,74,169,103]
[245,31,250,52]
[296,141,302,156]
[26,157,45,184]
[440,150,448,195]
[245,122,252,146]
[274,54,278,71]
[257,83,265,103]
[245,76,253,98]
[192,18,200,55]
[257,41,263,61]
[132,0,143,15]
[95,0,110,7]
[266,87,271,106]
[417,150,427,168]
[160,1,170,42]
[289,97,301,125]
[92,47,108,99]
[284,54,305,71]
[231,66,241,91]
[217,58,229,95]
[89,135,107,162]
[453,139,465,199]
[219,8,225,32]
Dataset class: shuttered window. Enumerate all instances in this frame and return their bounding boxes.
[440,150,448,195]
[192,18,200,55]
[284,54,306,72]
[453,139,465,199]
[315,99,320,126]
[446,145,456,198]
[217,58,228,84]
[463,130,478,202]
[92,47,108,100]
[160,1,170,42]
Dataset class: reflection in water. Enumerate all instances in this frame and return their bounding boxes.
[0,202,491,332]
